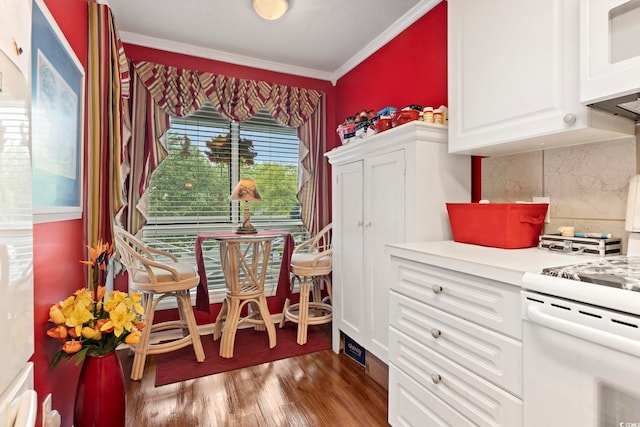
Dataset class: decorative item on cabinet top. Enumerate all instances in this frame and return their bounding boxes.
[337,104,448,145]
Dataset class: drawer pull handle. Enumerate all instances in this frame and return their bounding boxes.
[431,373,442,384]
[432,285,443,294]
[431,328,441,338]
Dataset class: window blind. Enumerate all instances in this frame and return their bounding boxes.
[142,104,308,302]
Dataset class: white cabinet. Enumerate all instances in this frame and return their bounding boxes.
[448,0,635,157]
[326,121,471,363]
[580,0,640,103]
[388,257,523,427]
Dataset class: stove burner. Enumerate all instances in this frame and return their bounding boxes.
[541,256,640,291]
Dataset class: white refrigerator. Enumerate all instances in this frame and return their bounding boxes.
[0,1,37,425]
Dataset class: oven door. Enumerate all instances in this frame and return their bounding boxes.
[522,291,640,426]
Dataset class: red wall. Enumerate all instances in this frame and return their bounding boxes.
[32,1,88,426]
[334,1,480,201]
[29,3,475,426]
[334,2,448,139]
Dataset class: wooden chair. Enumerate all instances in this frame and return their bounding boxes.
[280,223,332,345]
[113,225,205,380]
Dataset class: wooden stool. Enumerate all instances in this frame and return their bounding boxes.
[213,236,277,358]
[113,225,205,381]
[280,223,332,345]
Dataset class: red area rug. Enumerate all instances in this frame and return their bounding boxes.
[154,323,332,387]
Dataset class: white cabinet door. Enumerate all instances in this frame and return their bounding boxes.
[448,0,634,156]
[580,0,640,103]
[364,149,404,361]
[448,0,575,154]
[333,160,365,349]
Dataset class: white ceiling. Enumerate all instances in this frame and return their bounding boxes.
[107,0,441,82]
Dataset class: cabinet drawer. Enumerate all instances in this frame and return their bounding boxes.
[390,291,522,396]
[390,259,521,339]
[389,328,522,427]
[389,365,476,427]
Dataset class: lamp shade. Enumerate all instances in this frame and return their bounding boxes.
[230,178,262,202]
[252,0,288,20]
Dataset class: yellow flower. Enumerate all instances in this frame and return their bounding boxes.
[64,301,94,337]
[81,326,102,340]
[101,302,137,337]
[49,304,65,325]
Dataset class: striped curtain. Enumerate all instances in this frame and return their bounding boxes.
[120,62,207,234]
[199,73,270,122]
[86,2,129,253]
[297,94,329,234]
[264,84,322,128]
[127,61,327,233]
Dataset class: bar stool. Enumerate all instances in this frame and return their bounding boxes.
[280,223,332,345]
[113,225,205,380]
[212,234,277,358]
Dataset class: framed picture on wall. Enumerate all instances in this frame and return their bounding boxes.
[31,0,84,223]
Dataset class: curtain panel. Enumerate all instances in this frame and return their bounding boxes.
[86,2,130,261]
[125,60,329,234]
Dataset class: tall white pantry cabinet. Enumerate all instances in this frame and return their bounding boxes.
[326,121,471,363]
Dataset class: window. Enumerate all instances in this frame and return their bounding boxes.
[142,104,309,302]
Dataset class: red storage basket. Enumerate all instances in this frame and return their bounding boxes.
[446,203,548,249]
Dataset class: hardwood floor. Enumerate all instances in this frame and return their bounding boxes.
[120,326,390,427]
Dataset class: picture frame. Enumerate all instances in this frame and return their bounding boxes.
[31,0,84,223]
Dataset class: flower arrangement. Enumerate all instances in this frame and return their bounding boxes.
[46,240,146,368]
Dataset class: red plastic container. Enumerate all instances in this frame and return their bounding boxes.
[446,203,548,249]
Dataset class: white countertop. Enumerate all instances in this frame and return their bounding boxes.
[385,241,596,287]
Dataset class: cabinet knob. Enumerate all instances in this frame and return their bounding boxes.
[563,113,577,125]
[432,285,443,294]
[431,373,442,384]
[365,221,372,228]
[357,220,364,227]
[431,328,442,338]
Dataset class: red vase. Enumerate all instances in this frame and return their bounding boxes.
[74,352,126,427]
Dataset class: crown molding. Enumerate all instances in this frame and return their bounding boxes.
[119,31,334,81]
[119,0,442,83]
[331,0,443,82]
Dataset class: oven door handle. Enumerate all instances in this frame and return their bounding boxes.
[527,304,640,357]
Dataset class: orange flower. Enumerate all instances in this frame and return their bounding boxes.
[80,240,112,269]
[46,325,68,341]
[96,285,106,302]
[135,321,147,331]
[62,340,82,354]
[124,329,141,345]
[68,327,79,339]
[96,318,113,334]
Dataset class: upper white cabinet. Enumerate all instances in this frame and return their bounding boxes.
[448,0,636,157]
[580,0,640,103]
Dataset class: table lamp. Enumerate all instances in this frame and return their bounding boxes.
[230,178,262,234]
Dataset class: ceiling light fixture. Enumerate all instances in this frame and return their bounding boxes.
[252,0,288,21]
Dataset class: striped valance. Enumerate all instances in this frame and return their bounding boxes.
[133,61,322,127]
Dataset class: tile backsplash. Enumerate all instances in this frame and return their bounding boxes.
[482,128,639,254]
